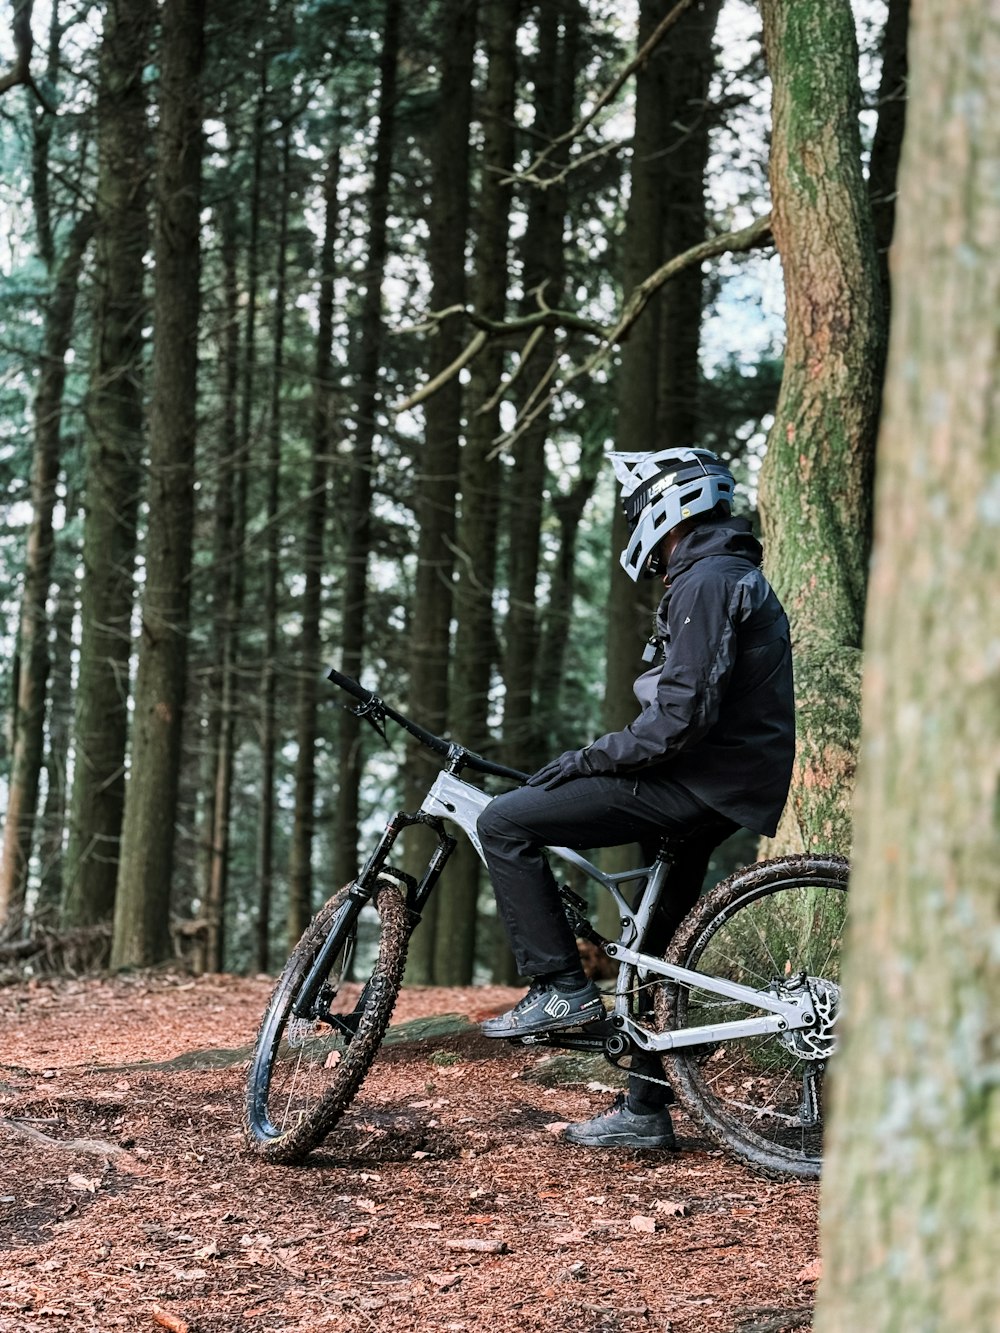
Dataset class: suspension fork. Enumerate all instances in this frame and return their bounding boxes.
[290,810,456,1020]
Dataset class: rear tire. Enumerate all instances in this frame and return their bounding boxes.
[243,875,410,1164]
[655,854,849,1179]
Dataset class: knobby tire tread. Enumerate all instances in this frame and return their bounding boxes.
[243,877,410,1165]
[657,853,849,1180]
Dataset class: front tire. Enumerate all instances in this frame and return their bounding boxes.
[655,854,849,1179]
[243,875,410,1164]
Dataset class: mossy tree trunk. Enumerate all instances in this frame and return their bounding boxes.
[112,0,205,968]
[63,0,152,929]
[757,0,886,857]
[815,2,999,1326]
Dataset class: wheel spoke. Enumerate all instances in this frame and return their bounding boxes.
[657,858,848,1179]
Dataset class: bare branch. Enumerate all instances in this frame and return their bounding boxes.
[490,213,774,453]
[510,0,696,189]
[394,329,488,413]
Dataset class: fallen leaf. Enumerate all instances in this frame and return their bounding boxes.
[444,1239,509,1254]
[543,1122,570,1134]
[427,1272,462,1291]
[629,1215,656,1233]
[342,1226,370,1245]
[655,1200,690,1217]
[797,1258,823,1282]
[66,1174,98,1194]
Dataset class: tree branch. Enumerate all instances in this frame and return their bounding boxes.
[511,0,696,189]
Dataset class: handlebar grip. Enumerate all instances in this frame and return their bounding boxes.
[325,665,374,703]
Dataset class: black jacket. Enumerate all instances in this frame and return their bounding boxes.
[581,515,795,836]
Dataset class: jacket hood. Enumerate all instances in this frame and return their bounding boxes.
[667,514,763,580]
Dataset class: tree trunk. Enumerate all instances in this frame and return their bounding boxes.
[0,214,92,935]
[111,0,205,969]
[199,182,242,972]
[286,145,340,956]
[867,0,910,316]
[400,0,477,981]
[501,0,580,778]
[329,0,400,909]
[815,3,999,1326]
[256,126,290,970]
[655,0,722,442]
[756,0,886,858]
[599,0,719,941]
[204,83,265,971]
[35,503,80,922]
[63,0,152,929]
[433,0,520,986]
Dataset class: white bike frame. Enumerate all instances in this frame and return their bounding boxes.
[420,771,817,1052]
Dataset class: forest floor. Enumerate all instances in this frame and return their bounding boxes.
[0,972,821,1333]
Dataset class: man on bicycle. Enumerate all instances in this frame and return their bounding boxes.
[476,446,795,1150]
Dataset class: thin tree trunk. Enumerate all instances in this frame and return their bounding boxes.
[400,0,477,983]
[655,0,721,441]
[286,145,340,955]
[112,0,205,969]
[867,0,910,316]
[34,500,80,922]
[330,0,400,907]
[257,126,290,970]
[0,214,92,934]
[435,0,521,986]
[205,79,265,971]
[815,3,998,1324]
[757,0,886,858]
[198,183,241,970]
[63,0,152,929]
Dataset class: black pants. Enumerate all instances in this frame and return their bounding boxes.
[476,772,736,1112]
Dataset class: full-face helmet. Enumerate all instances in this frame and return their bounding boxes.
[608,447,735,581]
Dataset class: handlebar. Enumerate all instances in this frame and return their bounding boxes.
[325,665,529,783]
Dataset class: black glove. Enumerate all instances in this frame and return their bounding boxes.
[525,749,592,791]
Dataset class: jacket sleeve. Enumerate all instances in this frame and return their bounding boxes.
[581,571,743,774]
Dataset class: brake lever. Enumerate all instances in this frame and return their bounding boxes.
[343,693,389,742]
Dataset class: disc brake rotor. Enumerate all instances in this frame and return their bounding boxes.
[778,976,841,1061]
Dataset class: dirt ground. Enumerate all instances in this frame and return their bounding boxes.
[0,973,821,1333]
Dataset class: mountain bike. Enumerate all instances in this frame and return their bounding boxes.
[243,666,849,1180]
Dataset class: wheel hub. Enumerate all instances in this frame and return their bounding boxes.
[777,975,840,1061]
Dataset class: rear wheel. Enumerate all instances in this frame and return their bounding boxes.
[243,874,410,1164]
[655,854,849,1179]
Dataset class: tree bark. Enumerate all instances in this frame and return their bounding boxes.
[431,0,520,986]
[63,0,152,929]
[330,0,400,909]
[757,0,886,858]
[867,0,910,317]
[286,145,341,955]
[400,0,477,982]
[111,0,205,969]
[815,3,999,1326]
[0,214,91,935]
[599,0,720,941]
[256,126,290,971]
[501,0,580,778]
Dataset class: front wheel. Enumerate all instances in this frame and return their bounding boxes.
[243,874,410,1164]
[655,854,849,1179]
